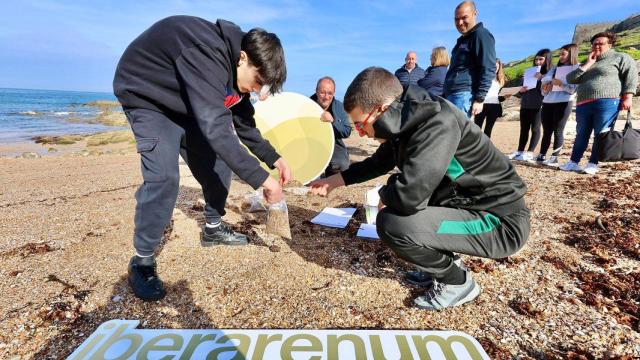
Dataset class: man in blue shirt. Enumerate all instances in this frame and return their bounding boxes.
[394,51,426,88]
[444,1,496,118]
[310,77,352,176]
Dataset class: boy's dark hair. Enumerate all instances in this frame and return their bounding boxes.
[242,28,286,95]
[590,31,616,46]
[559,43,579,66]
[344,67,403,113]
[534,48,552,74]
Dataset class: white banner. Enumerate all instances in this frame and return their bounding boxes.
[68,320,490,360]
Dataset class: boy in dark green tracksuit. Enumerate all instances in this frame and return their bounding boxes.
[309,67,530,310]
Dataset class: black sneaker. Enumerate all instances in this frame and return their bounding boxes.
[404,255,465,287]
[128,256,166,301]
[534,154,546,163]
[201,223,249,246]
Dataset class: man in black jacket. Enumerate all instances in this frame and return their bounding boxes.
[310,67,530,310]
[310,76,352,176]
[444,1,496,118]
[113,16,291,301]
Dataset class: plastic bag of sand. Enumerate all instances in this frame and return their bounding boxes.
[266,199,291,239]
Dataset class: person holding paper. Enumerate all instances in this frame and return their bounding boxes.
[508,49,551,161]
[113,16,291,301]
[310,76,352,177]
[536,44,579,166]
[309,67,530,311]
[561,32,638,175]
[444,1,497,118]
[473,59,509,138]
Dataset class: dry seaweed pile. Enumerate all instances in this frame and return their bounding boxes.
[545,165,640,331]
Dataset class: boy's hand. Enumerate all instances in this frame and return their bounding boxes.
[262,176,283,204]
[308,173,345,197]
[273,157,291,185]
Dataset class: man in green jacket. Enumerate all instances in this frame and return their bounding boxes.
[309,67,530,310]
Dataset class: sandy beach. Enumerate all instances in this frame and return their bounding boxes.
[1,117,639,359]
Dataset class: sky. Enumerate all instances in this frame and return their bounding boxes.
[1,0,638,99]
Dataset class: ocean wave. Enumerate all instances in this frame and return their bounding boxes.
[19,110,42,116]
[53,111,72,116]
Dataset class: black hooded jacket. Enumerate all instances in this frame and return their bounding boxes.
[341,86,527,217]
[113,16,279,189]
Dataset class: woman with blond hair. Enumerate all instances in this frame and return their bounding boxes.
[418,46,449,98]
[536,43,578,166]
[474,58,507,137]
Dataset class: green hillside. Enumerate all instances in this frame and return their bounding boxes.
[504,27,640,84]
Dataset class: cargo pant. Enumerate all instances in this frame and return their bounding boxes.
[376,205,530,278]
[125,108,232,256]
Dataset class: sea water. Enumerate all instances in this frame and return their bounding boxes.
[0,88,124,142]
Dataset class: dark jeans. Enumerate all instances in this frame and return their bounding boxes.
[125,108,232,256]
[570,99,620,164]
[324,144,350,177]
[518,107,542,152]
[540,101,572,156]
[376,205,530,279]
[474,103,502,138]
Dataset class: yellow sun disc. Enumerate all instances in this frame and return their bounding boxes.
[254,92,335,184]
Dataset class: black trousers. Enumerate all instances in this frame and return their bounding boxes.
[518,108,542,152]
[376,206,530,279]
[125,108,232,256]
[474,103,502,138]
[540,101,572,156]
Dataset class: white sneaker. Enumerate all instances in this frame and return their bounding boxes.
[521,152,533,161]
[559,161,583,172]
[583,162,598,175]
[508,151,522,160]
[542,156,559,167]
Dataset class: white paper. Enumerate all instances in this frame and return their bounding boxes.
[523,66,540,89]
[356,223,379,240]
[310,207,357,228]
[552,65,579,92]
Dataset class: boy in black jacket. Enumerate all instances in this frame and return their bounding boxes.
[310,67,530,310]
[113,16,290,301]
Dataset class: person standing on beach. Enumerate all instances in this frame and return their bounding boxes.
[395,51,426,88]
[310,76,352,177]
[444,1,496,118]
[309,67,530,310]
[113,16,291,301]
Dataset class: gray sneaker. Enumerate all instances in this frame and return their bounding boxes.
[404,255,465,287]
[413,270,481,310]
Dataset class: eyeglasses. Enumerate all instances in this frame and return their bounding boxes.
[592,42,609,47]
[354,107,380,136]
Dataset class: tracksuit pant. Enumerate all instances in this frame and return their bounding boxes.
[376,205,530,280]
[125,108,232,256]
